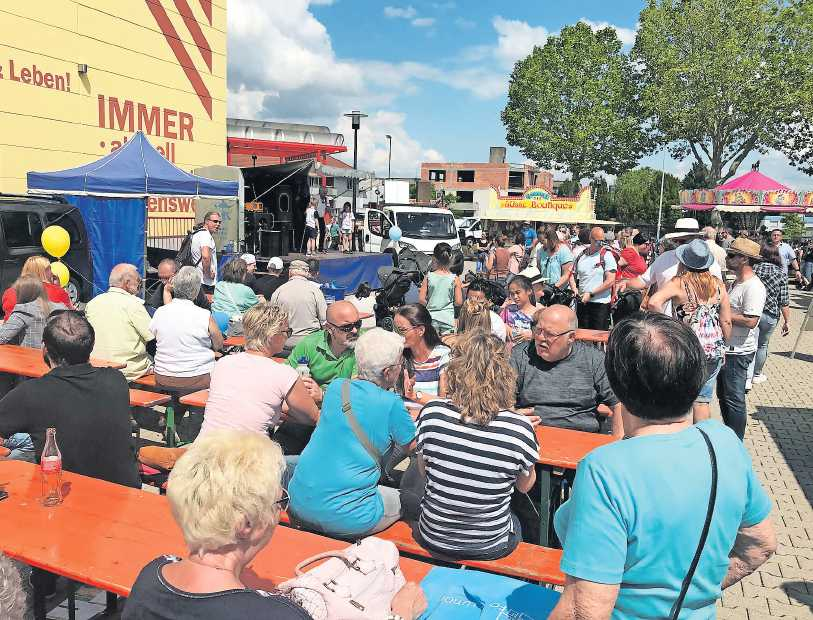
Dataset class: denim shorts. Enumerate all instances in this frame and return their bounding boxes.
[697,357,723,403]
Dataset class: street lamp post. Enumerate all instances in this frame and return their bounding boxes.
[344,110,367,251]
[386,134,392,179]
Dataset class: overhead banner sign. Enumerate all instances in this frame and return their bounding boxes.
[482,186,596,222]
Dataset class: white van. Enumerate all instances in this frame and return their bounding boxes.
[363,205,460,255]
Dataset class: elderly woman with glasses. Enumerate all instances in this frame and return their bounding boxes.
[197,302,319,441]
[287,328,417,539]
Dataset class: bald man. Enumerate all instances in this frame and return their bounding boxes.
[278,300,371,454]
[573,227,617,331]
[510,305,622,437]
[85,263,154,380]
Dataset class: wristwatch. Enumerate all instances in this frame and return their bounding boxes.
[415,391,424,401]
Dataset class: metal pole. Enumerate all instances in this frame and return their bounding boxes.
[352,126,358,252]
[387,135,392,179]
[656,150,666,240]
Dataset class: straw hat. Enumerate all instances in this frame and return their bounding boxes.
[726,237,762,261]
[662,217,701,241]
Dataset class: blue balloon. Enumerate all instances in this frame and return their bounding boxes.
[389,226,402,242]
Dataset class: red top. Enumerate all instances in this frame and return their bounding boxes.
[618,247,647,279]
[2,281,73,317]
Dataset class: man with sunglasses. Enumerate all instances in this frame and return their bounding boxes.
[191,211,221,295]
[278,300,370,455]
[510,304,622,437]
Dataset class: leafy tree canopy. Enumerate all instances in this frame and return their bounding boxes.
[681,160,712,190]
[502,22,652,183]
[781,213,806,239]
[612,167,681,228]
[633,0,813,184]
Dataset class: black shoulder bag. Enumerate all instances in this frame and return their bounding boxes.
[670,427,718,619]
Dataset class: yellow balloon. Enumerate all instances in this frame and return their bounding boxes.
[50,261,70,288]
[41,225,70,258]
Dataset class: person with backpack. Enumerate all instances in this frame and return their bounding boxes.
[647,239,732,423]
[573,227,617,331]
[186,211,221,295]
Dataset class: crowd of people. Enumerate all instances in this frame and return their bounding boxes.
[0,208,798,618]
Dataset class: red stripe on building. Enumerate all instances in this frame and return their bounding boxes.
[173,0,213,70]
[146,0,213,118]
[198,0,212,24]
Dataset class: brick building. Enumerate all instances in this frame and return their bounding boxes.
[420,147,553,215]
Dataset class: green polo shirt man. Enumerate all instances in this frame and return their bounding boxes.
[277,301,368,454]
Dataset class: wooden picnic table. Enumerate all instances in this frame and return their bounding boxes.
[223,335,245,347]
[179,388,209,409]
[535,425,616,546]
[574,328,609,344]
[0,460,432,619]
[0,344,125,378]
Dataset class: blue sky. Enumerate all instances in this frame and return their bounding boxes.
[227,0,811,188]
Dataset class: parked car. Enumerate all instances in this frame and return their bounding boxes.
[363,204,461,255]
[457,217,483,248]
[0,194,93,311]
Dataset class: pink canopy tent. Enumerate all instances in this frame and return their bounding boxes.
[680,169,811,213]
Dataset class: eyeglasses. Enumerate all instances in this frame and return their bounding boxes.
[275,489,290,512]
[532,325,574,341]
[328,320,362,333]
[393,324,419,336]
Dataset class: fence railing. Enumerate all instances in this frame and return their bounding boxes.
[147,216,195,252]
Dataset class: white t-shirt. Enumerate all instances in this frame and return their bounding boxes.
[777,242,796,275]
[190,229,217,286]
[305,206,317,229]
[198,352,298,438]
[490,311,507,341]
[640,249,722,315]
[341,212,354,232]
[727,275,767,354]
[149,299,215,377]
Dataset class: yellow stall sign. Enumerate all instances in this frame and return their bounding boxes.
[483,186,596,222]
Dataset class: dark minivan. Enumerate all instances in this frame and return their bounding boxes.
[0,195,93,313]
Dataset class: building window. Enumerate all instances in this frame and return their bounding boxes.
[428,169,446,182]
[457,170,475,183]
[508,171,525,189]
[456,190,474,203]
[325,176,335,187]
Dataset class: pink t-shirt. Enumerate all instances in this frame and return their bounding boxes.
[198,352,298,439]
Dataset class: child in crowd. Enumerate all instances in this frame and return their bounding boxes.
[419,243,463,336]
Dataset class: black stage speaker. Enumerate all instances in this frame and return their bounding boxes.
[272,185,293,222]
[245,212,274,255]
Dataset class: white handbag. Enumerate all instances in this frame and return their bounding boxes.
[277,537,406,620]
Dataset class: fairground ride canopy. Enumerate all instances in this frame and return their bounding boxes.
[680,170,811,214]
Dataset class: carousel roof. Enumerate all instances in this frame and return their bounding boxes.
[680,168,810,213]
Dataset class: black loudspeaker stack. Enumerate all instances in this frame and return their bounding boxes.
[244,184,295,257]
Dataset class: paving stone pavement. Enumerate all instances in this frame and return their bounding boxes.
[714,289,813,619]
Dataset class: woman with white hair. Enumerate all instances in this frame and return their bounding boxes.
[149,266,224,394]
[288,328,416,538]
[197,302,319,439]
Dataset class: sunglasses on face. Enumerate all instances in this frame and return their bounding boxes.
[329,320,362,333]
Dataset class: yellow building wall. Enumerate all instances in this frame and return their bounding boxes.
[0,0,227,193]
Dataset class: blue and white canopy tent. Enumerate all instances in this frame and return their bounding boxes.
[27,132,238,296]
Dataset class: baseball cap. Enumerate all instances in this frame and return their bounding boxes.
[267,257,283,271]
[240,253,256,265]
[289,260,310,274]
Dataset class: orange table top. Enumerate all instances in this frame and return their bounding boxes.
[0,461,431,596]
[574,329,609,344]
[223,335,245,347]
[0,344,125,378]
[179,389,209,409]
[536,425,615,469]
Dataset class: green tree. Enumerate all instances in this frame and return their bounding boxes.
[591,175,616,221]
[556,177,581,197]
[681,160,712,190]
[781,213,806,240]
[633,0,813,185]
[502,22,652,183]
[612,167,681,227]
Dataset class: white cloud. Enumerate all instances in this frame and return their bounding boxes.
[384,5,417,19]
[492,16,550,68]
[411,17,436,28]
[578,18,638,47]
[227,0,444,177]
[332,110,445,178]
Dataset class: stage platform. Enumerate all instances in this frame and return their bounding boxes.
[260,250,394,292]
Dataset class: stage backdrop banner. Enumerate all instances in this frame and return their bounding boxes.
[67,195,146,296]
[316,254,394,292]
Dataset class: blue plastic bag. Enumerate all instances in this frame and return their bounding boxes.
[419,567,560,619]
